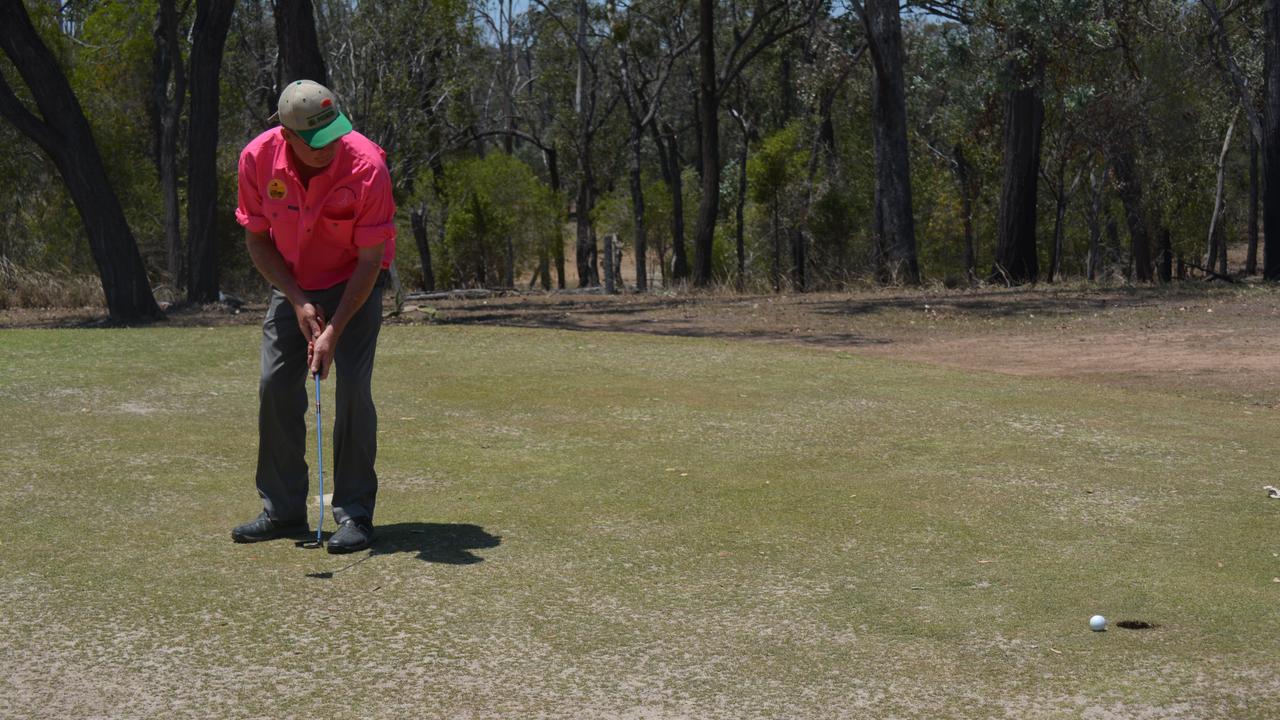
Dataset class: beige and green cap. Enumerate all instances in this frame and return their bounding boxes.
[273,80,352,148]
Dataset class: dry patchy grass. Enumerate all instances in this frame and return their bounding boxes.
[1,324,1279,718]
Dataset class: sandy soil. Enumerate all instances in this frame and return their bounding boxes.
[6,282,1278,404]
[413,283,1280,405]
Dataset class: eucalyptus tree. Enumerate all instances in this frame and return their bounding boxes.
[980,0,1100,284]
[847,0,919,283]
[1201,0,1269,277]
[530,0,620,287]
[690,0,823,287]
[1267,0,1280,280]
[607,0,696,291]
[322,0,477,289]
[186,0,236,302]
[0,1,162,320]
[275,0,328,85]
[476,0,571,287]
[150,0,188,286]
[909,17,997,283]
[648,55,699,282]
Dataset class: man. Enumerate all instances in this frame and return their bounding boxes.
[231,79,395,553]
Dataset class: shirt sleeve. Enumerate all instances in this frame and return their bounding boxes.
[353,162,397,248]
[234,149,271,234]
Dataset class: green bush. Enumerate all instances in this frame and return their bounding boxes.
[440,154,563,288]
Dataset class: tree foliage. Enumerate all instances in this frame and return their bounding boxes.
[0,0,1274,303]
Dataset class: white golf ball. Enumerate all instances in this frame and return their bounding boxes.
[1089,615,1107,632]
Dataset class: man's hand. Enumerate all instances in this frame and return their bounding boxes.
[295,301,325,343]
[306,243,384,381]
[309,324,338,380]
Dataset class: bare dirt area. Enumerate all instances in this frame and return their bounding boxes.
[6,281,1280,405]
[413,283,1280,405]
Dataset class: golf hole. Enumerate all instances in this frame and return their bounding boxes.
[1116,620,1156,630]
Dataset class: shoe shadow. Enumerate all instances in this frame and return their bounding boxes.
[369,522,501,565]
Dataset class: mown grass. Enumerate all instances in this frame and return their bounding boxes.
[1,324,1277,718]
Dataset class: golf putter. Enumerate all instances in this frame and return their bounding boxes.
[300,371,325,549]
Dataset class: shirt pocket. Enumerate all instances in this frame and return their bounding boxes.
[319,186,358,243]
[319,208,357,244]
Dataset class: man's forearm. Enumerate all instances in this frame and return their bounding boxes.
[245,230,306,306]
[327,256,382,337]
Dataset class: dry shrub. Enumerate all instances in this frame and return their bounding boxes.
[0,258,104,310]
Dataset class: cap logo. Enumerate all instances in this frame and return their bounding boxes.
[305,108,337,128]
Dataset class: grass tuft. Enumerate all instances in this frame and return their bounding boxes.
[0,257,103,309]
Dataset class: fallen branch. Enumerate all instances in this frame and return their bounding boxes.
[404,289,502,301]
[1182,261,1237,283]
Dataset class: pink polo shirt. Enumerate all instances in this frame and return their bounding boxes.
[235,127,396,291]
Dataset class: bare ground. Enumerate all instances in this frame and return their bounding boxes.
[6,281,1279,404]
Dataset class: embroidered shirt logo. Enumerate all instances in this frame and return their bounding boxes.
[267,178,288,200]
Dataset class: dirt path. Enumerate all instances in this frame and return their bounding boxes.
[7,282,1279,404]
[417,284,1280,405]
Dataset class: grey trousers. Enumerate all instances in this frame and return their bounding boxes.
[255,277,383,525]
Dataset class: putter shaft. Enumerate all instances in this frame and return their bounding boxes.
[314,372,324,546]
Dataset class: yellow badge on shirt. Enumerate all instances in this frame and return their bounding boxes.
[267,178,288,200]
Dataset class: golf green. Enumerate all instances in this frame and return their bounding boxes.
[1,324,1275,718]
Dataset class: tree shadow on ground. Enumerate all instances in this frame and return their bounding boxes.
[369,522,501,565]
[418,283,1245,349]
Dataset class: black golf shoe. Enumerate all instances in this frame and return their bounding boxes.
[326,517,374,554]
[231,511,309,543]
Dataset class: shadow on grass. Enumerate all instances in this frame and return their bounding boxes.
[369,522,501,565]
[418,283,1249,349]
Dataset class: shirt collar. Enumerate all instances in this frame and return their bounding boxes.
[272,128,347,184]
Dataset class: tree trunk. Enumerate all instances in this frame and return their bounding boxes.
[629,127,647,292]
[771,204,782,292]
[410,207,435,291]
[736,128,748,291]
[0,1,162,321]
[1265,0,1280,280]
[1106,213,1122,274]
[1206,114,1236,276]
[777,38,796,129]
[993,48,1044,285]
[790,227,806,290]
[537,242,551,290]
[187,0,235,303]
[1049,186,1067,283]
[506,235,515,288]
[573,0,598,288]
[817,84,838,166]
[866,0,919,284]
[273,0,327,86]
[603,233,616,293]
[554,231,566,289]
[1086,164,1108,281]
[1111,135,1153,282]
[1159,227,1173,283]
[1248,128,1260,275]
[575,172,597,287]
[152,0,186,287]
[692,0,719,287]
[653,121,689,281]
[544,142,566,289]
[954,144,976,284]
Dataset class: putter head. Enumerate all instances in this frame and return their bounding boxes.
[306,571,334,579]
[296,539,324,549]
